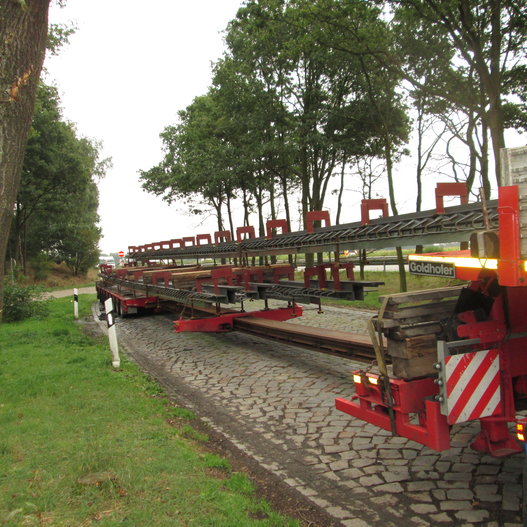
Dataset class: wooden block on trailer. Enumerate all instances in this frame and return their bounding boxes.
[392,354,437,380]
[170,270,211,289]
[387,333,437,359]
[394,322,443,339]
[170,271,210,278]
[164,266,200,275]
[378,286,463,306]
[382,299,457,322]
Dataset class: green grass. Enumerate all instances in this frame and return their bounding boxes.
[0,295,297,527]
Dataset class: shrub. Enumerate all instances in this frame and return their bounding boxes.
[30,253,53,281]
[3,281,49,322]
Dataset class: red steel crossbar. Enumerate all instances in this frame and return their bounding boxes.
[174,305,303,333]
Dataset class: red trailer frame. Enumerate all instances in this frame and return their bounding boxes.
[336,185,527,456]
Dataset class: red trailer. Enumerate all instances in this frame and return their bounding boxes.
[336,147,527,459]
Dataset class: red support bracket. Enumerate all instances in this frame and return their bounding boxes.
[170,239,183,248]
[128,246,137,254]
[214,230,232,244]
[235,268,264,290]
[330,262,355,290]
[236,226,255,242]
[361,199,389,225]
[182,236,195,247]
[196,234,212,246]
[266,219,289,238]
[304,265,327,288]
[272,265,295,282]
[303,263,354,290]
[174,304,303,333]
[195,267,234,294]
[343,262,355,280]
[435,182,468,214]
[149,271,172,287]
[305,210,330,233]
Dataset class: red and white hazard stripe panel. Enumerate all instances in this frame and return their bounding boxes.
[444,348,501,425]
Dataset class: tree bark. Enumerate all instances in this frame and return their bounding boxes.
[336,159,346,225]
[0,0,50,322]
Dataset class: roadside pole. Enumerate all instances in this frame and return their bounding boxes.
[104,297,120,368]
[73,288,79,320]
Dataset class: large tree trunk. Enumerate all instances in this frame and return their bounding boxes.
[0,0,50,322]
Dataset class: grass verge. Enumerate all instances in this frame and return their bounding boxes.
[0,295,298,527]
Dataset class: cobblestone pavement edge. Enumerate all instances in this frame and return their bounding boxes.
[97,300,524,526]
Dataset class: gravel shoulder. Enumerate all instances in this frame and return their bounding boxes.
[44,286,96,299]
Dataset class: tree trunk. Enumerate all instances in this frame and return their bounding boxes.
[301,149,314,268]
[0,0,50,322]
[415,102,424,213]
[384,134,407,292]
[226,195,234,238]
[269,180,277,264]
[279,172,294,266]
[279,173,292,231]
[336,159,346,225]
[255,186,265,265]
[242,187,250,227]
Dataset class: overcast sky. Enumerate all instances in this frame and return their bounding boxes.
[45,0,243,254]
[45,1,524,255]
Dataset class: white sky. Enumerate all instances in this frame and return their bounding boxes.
[45,0,243,254]
[45,1,525,255]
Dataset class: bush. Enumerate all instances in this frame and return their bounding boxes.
[3,281,49,322]
[30,253,53,281]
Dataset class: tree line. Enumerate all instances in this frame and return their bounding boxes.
[6,83,107,278]
[1,0,105,323]
[140,0,526,246]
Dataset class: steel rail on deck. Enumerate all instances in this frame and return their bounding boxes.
[99,278,380,362]
[99,277,223,304]
[233,316,379,362]
[129,201,498,261]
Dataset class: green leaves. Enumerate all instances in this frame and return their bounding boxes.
[8,83,107,276]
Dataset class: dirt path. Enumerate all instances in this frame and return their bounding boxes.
[44,286,96,299]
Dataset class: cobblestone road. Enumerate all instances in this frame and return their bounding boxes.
[109,301,523,526]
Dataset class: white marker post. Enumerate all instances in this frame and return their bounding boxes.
[104,297,120,368]
[73,288,79,320]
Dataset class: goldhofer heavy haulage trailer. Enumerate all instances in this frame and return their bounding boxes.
[98,148,527,463]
